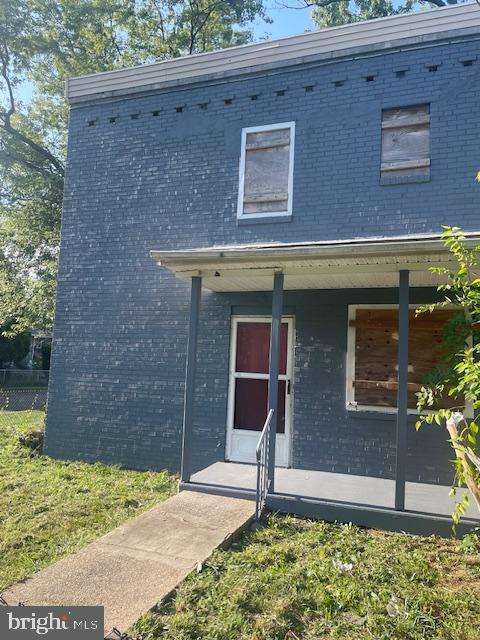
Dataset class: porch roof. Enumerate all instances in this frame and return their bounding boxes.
[150,233,480,292]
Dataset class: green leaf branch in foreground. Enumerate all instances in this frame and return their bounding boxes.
[416,227,480,523]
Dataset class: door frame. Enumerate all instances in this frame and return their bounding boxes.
[225,315,295,466]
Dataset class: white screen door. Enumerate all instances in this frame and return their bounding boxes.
[226,316,294,466]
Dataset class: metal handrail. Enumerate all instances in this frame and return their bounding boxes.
[255,408,274,521]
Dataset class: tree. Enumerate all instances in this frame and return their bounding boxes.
[415,227,480,523]
[0,323,30,366]
[0,0,266,337]
[285,0,468,30]
[312,0,418,29]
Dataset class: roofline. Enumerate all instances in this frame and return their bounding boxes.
[67,4,480,104]
[150,232,480,266]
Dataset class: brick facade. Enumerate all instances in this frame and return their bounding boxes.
[45,36,479,485]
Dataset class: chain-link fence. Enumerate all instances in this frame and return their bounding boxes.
[0,388,48,411]
[0,370,48,435]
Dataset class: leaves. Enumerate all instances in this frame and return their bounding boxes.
[416,227,480,523]
[0,0,266,334]
[311,0,426,30]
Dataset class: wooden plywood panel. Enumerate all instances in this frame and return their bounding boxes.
[353,308,459,409]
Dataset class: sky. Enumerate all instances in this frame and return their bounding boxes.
[253,3,316,39]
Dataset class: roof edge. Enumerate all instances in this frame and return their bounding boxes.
[67,4,480,104]
[150,232,480,266]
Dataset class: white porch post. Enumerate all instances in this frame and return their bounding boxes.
[267,272,284,493]
[180,276,202,483]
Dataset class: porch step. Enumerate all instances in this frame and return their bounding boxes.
[180,480,256,501]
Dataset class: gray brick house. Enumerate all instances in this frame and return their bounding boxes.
[45,4,480,534]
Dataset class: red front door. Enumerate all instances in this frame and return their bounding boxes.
[227,317,293,465]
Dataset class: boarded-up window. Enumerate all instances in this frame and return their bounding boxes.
[349,307,458,410]
[381,105,430,178]
[239,124,294,217]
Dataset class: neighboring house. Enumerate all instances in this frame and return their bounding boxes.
[45,4,480,535]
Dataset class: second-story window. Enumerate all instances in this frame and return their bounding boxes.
[381,104,430,179]
[237,122,295,220]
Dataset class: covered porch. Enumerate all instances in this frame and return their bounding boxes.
[189,463,479,533]
[151,234,480,536]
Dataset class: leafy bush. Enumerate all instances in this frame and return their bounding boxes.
[416,227,480,522]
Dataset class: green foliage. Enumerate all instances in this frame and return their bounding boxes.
[312,0,424,29]
[132,515,480,640]
[416,227,480,522]
[0,0,266,335]
[0,410,176,591]
[123,0,266,63]
[462,529,480,553]
[0,324,30,364]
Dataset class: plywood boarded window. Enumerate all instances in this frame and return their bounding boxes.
[348,307,458,410]
[238,123,294,219]
[381,105,430,178]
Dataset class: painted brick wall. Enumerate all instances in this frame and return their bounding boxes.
[185,287,453,484]
[45,36,479,484]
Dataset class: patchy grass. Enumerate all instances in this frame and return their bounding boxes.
[133,515,480,640]
[0,411,176,592]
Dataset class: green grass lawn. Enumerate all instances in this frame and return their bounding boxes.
[0,411,176,592]
[133,516,480,640]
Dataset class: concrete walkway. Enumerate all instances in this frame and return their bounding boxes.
[4,491,254,633]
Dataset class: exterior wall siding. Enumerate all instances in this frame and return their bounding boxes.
[45,37,479,485]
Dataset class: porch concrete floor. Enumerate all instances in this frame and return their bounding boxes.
[191,462,480,520]
[3,491,254,634]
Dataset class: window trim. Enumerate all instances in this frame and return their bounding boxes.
[237,121,295,221]
[346,304,469,416]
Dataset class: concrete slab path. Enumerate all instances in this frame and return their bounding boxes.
[4,491,254,633]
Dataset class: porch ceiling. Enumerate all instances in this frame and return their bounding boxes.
[150,234,480,292]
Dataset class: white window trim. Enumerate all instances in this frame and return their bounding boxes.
[346,303,470,416]
[237,121,295,221]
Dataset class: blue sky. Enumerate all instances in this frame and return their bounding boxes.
[253,4,316,39]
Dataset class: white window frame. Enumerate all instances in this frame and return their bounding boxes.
[346,304,470,416]
[237,121,295,221]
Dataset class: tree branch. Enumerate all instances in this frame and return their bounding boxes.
[0,46,64,177]
[0,144,60,179]
[446,416,480,513]
[188,0,226,53]
[0,118,65,177]
[280,0,448,8]
[0,44,15,119]
[152,0,178,58]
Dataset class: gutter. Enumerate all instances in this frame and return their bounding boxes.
[150,232,480,267]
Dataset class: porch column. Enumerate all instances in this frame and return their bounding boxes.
[180,276,202,484]
[395,269,409,511]
[267,272,284,493]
